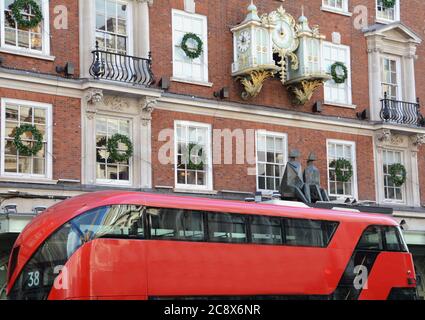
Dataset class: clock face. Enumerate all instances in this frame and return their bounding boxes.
[272,20,297,52]
[237,31,251,53]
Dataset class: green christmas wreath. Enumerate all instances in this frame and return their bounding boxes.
[13,124,43,157]
[330,62,348,84]
[181,33,203,60]
[382,0,396,9]
[388,163,407,187]
[9,0,43,29]
[186,143,204,170]
[107,134,133,163]
[330,158,353,183]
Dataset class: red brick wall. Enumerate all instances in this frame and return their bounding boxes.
[151,109,376,201]
[0,88,81,180]
[150,0,425,118]
[0,0,80,77]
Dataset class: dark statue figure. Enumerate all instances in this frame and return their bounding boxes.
[303,152,330,203]
[280,149,311,203]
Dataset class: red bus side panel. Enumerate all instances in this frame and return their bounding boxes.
[358,252,416,300]
[144,241,351,297]
[48,240,148,300]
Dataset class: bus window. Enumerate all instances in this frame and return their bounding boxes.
[284,219,329,248]
[356,226,384,251]
[207,213,247,243]
[384,226,408,252]
[250,216,283,245]
[384,227,402,251]
[148,208,205,241]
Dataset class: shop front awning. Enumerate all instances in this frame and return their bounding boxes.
[0,213,36,235]
[403,230,425,246]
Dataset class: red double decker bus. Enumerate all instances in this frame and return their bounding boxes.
[6,191,417,300]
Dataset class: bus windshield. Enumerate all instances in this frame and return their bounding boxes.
[8,205,144,300]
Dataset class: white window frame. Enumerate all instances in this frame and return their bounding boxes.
[381,55,402,100]
[381,148,406,204]
[323,42,353,107]
[174,120,213,191]
[0,98,53,180]
[255,130,288,194]
[321,0,351,16]
[376,0,400,23]
[171,9,209,85]
[326,139,358,199]
[94,0,134,55]
[0,0,51,57]
[95,115,133,187]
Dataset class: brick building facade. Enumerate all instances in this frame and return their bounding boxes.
[1,0,425,298]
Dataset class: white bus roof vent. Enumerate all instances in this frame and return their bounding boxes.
[262,200,311,208]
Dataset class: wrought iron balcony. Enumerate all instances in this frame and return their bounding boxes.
[380,93,424,127]
[90,42,154,86]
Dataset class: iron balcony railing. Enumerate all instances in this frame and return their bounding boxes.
[90,42,154,86]
[380,93,424,127]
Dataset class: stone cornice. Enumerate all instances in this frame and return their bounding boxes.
[136,0,153,6]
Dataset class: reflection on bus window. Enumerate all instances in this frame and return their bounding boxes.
[285,219,325,247]
[8,205,144,300]
[251,216,282,245]
[208,213,247,243]
[148,208,204,241]
[357,226,383,251]
[384,227,402,252]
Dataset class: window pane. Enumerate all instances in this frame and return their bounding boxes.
[31,33,42,51]
[18,156,31,174]
[17,30,29,49]
[5,140,17,155]
[33,158,45,175]
[251,216,282,245]
[96,14,105,30]
[107,165,118,180]
[5,156,17,173]
[207,213,247,243]
[33,108,46,124]
[149,208,205,241]
[357,226,383,251]
[118,165,129,180]
[384,227,401,251]
[4,28,16,46]
[6,106,18,121]
[20,106,32,123]
[285,219,337,248]
[97,164,106,179]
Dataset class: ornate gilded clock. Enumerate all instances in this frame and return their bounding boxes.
[263,6,299,83]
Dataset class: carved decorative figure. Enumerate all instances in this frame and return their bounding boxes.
[139,96,158,126]
[411,134,425,146]
[84,89,103,119]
